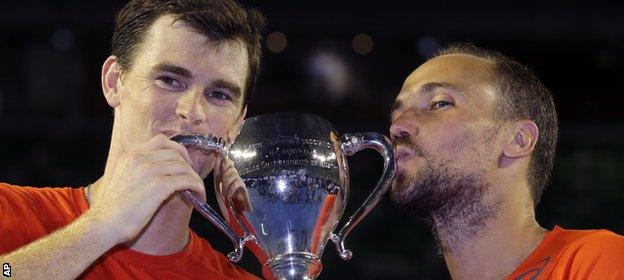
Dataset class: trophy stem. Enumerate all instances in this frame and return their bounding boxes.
[262,253,322,280]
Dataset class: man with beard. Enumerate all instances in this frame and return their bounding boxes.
[389,43,624,279]
[0,0,263,279]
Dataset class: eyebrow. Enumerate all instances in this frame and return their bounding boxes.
[390,82,464,118]
[390,100,403,115]
[153,63,194,79]
[211,79,243,102]
[419,82,464,97]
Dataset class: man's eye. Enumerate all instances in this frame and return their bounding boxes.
[156,76,185,90]
[430,100,453,110]
[206,90,232,101]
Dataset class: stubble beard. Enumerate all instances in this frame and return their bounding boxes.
[391,149,499,255]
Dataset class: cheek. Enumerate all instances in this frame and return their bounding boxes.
[426,123,477,159]
[434,128,496,172]
[424,124,471,153]
[444,133,473,155]
[118,89,167,142]
[150,95,178,122]
[205,109,240,139]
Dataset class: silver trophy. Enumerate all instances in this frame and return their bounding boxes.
[172,112,395,280]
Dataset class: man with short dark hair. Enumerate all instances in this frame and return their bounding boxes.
[0,0,264,279]
[389,43,624,279]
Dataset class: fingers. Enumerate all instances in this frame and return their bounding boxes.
[155,174,206,201]
[223,166,244,196]
[220,158,241,195]
[142,134,192,164]
[139,135,209,201]
[146,160,199,177]
[217,157,252,212]
[232,187,253,212]
[142,149,188,163]
[89,134,211,244]
[213,153,224,178]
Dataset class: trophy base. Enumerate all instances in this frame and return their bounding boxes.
[262,252,322,280]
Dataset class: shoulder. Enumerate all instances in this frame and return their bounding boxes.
[1,182,61,197]
[0,183,66,253]
[0,182,78,208]
[555,228,624,277]
[0,182,84,225]
[0,182,33,206]
[564,229,624,257]
[0,182,23,195]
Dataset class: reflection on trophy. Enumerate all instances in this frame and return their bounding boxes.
[172,112,395,280]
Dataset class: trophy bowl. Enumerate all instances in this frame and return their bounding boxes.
[173,112,395,280]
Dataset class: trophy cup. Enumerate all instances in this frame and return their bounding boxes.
[172,112,395,280]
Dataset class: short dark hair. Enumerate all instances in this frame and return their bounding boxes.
[434,43,558,206]
[112,0,265,105]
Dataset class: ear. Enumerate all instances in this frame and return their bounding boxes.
[227,105,247,142]
[101,55,123,108]
[503,120,539,159]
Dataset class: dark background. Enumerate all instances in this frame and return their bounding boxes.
[1,0,623,279]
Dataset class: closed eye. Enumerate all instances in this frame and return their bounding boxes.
[206,90,233,102]
[430,100,454,110]
[155,76,187,91]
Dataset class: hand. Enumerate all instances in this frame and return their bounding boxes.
[87,134,207,244]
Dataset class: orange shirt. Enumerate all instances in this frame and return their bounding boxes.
[0,182,260,279]
[508,226,624,280]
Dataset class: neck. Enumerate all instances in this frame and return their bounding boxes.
[436,189,547,280]
[91,125,193,255]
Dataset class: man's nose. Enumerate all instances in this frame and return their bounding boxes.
[390,113,419,140]
[176,90,207,125]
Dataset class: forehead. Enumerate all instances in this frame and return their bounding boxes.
[397,54,497,103]
[132,15,249,85]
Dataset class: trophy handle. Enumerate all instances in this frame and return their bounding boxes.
[329,132,395,261]
[171,134,254,262]
[178,191,255,262]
